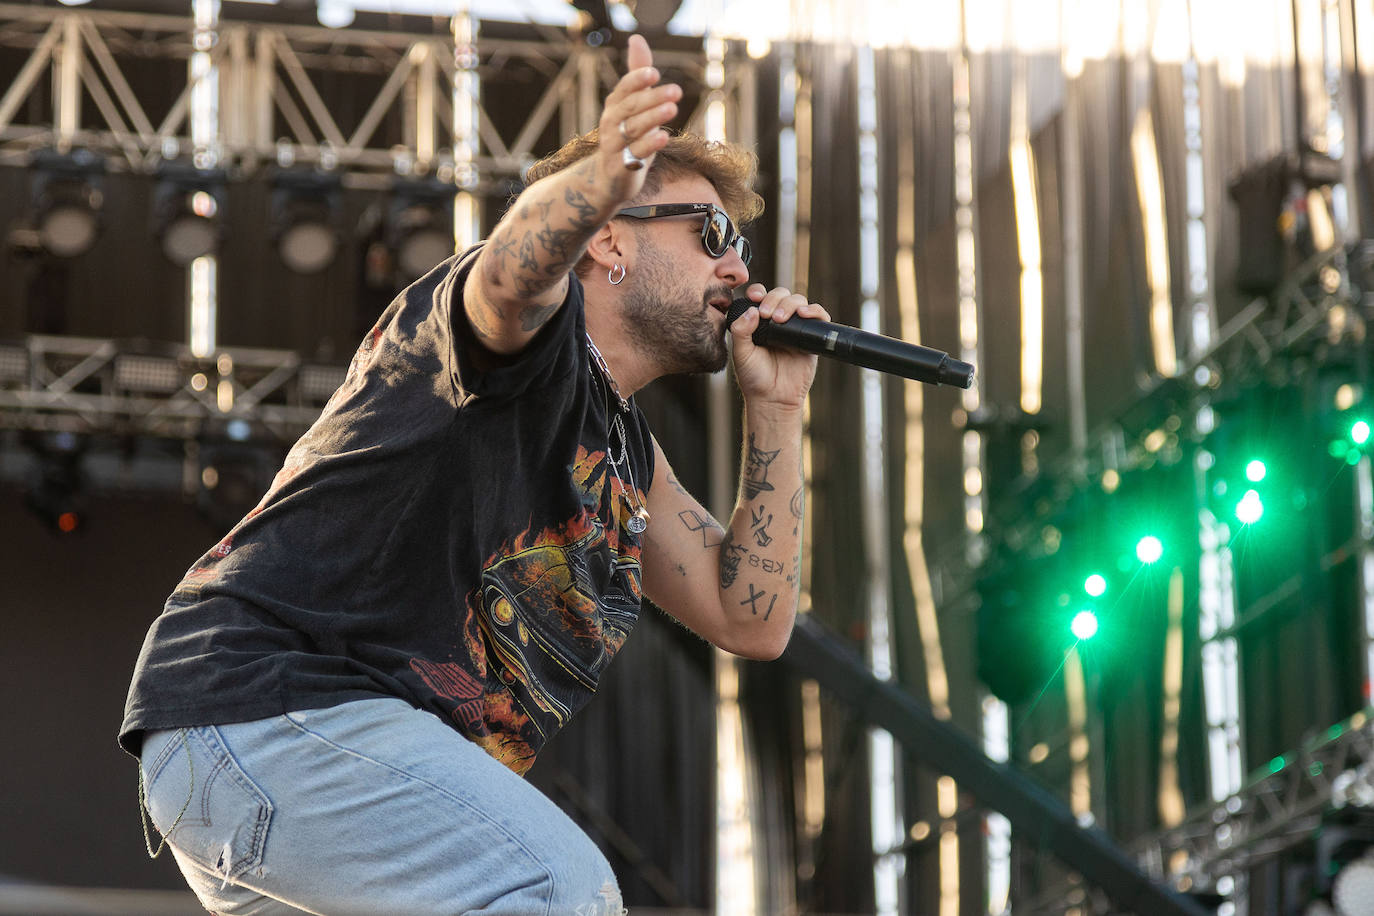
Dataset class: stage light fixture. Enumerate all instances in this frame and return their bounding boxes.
[1135,535,1164,564]
[568,0,614,43]
[1236,489,1264,524]
[625,0,683,30]
[271,170,341,275]
[1070,610,1098,640]
[1334,854,1374,916]
[23,431,88,535]
[389,179,456,281]
[153,164,227,266]
[316,0,355,28]
[29,149,105,258]
[196,423,275,532]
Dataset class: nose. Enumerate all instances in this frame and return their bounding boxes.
[717,249,749,288]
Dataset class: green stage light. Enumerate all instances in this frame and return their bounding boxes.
[1071,610,1099,640]
[1084,573,1107,598]
[1245,459,1267,482]
[1353,420,1371,446]
[1236,489,1264,524]
[1136,535,1163,564]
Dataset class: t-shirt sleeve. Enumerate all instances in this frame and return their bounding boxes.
[440,245,584,401]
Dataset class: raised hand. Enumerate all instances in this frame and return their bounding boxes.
[597,35,683,201]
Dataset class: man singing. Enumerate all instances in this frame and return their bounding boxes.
[122,33,827,914]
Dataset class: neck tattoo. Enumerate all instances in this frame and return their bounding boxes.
[586,335,650,535]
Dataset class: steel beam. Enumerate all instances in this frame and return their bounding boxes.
[782,613,1213,916]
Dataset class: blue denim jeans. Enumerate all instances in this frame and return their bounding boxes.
[139,697,624,915]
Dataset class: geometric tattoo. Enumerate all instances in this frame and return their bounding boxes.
[678,509,724,548]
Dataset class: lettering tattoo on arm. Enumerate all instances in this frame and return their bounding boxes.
[740,583,779,621]
[746,551,785,576]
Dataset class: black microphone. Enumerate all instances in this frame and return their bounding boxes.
[726,298,975,389]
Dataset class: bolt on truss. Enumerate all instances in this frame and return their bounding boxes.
[0,3,755,188]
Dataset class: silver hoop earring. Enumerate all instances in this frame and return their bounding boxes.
[608,263,626,285]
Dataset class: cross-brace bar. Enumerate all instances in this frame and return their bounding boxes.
[781,613,1211,916]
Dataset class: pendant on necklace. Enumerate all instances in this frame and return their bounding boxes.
[627,507,650,535]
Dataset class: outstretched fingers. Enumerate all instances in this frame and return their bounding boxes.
[602,35,681,166]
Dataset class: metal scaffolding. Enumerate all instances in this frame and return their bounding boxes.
[0,1,757,468]
[1135,707,1374,896]
[0,335,340,442]
[0,2,752,187]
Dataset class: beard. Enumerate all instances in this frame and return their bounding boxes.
[620,236,731,376]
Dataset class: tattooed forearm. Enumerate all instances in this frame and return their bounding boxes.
[566,188,599,228]
[679,509,724,548]
[536,224,582,261]
[749,505,774,547]
[739,583,779,620]
[519,301,560,332]
[666,469,691,499]
[742,433,780,500]
[467,156,621,349]
[467,298,502,342]
[517,233,538,273]
[720,528,746,590]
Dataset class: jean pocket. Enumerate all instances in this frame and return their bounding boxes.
[142,726,274,880]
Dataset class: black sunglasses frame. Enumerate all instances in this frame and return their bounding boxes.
[614,203,752,266]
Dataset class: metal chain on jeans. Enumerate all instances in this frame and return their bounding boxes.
[137,730,194,859]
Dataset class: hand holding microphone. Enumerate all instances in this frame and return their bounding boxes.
[726,298,975,388]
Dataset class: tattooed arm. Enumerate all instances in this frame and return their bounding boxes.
[641,413,808,660]
[640,286,828,660]
[461,35,682,355]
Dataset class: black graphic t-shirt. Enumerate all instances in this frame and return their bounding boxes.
[120,248,654,775]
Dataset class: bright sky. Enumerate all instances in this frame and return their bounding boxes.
[303,0,709,35]
[249,0,1300,62]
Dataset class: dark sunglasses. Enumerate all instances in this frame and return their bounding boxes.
[614,203,752,267]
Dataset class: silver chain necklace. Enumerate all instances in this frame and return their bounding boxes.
[586,335,650,535]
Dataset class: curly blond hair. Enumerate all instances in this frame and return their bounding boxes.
[524,128,764,227]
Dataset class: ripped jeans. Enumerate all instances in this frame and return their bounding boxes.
[139,697,624,916]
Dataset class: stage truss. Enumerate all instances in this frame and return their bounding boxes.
[0,2,757,187]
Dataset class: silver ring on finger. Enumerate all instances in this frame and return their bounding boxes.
[622,145,645,171]
[618,120,631,143]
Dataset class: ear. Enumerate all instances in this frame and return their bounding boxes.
[585,221,628,271]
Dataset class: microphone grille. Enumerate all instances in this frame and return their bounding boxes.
[725,298,753,325]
